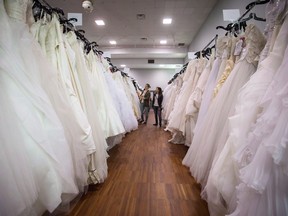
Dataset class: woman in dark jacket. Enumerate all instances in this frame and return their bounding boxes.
[152,87,163,127]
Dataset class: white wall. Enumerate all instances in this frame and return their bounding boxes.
[129,68,176,90]
[188,0,267,53]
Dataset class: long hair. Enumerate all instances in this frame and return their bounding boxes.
[157,87,163,95]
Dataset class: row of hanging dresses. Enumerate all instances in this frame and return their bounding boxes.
[163,0,288,215]
[1,0,87,215]
[112,70,142,120]
[182,23,266,186]
[203,1,288,216]
[101,60,139,133]
[30,12,109,184]
[184,50,215,146]
[0,0,140,215]
[164,36,229,145]
[165,58,205,144]
[162,73,184,123]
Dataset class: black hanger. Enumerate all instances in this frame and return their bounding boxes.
[60,17,77,25]
[246,0,270,10]
[32,0,52,20]
[51,7,64,16]
[216,23,233,31]
[77,29,85,34]
[241,12,266,22]
[251,13,266,21]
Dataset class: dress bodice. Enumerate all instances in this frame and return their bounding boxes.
[4,0,29,22]
[183,60,195,81]
[216,36,230,58]
[239,24,266,65]
[260,0,288,61]
[196,58,208,75]
[221,37,232,60]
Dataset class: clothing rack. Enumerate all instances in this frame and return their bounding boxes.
[167,62,188,84]
[32,0,140,89]
[168,34,217,84]
[242,0,270,19]
[216,0,269,34]
[194,34,218,59]
[33,0,102,56]
[202,34,218,51]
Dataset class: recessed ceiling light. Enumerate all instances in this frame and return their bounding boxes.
[120,64,126,67]
[109,40,117,45]
[137,14,146,20]
[95,20,105,26]
[160,40,167,44]
[163,18,172,24]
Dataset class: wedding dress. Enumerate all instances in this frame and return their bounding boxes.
[183,24,266,186]
[84,51,125,138]
[1,0,86,214]
[204,4,288,215]
[166,59,199,136]
[29,7,109,183]
[163,74,183,121]
[101,59,138,133]
[231,37,288,216]
[193,36,228,135]
[112,70,141,119]
[184,58,209,146]
[65,32,111,181]
[229,8,288,216]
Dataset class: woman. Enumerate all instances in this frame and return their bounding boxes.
[152,87,163,127]
[139,83,151,124]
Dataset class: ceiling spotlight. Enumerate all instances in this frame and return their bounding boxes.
[95,20,105,25]
[109,40,117,45]
[120,64,126,67]
[160,40,167,44]
[163,18,172,24]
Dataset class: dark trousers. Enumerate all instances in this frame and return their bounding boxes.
[153,106,162,126]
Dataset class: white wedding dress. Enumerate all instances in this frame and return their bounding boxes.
[112,70,141,120]
[163,74,183,121]
[204,4,288,215]
[33,15,107,184]
[124,75,142,120]
[0,0,87,214]
[183,24,266,185]
[167,59,200,136]
[228,9,288,216]
[193,36,228,135]
[185,53,214,146]
[231,38,288,216]
[103,67,138,133]
[84,51,125,138]
[65,32,111,181]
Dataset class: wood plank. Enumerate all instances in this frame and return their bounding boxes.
[67,111,209,216]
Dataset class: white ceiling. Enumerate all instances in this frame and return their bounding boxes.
[45,0,220,68]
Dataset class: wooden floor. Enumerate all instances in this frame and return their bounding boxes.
[68,112,209,216]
